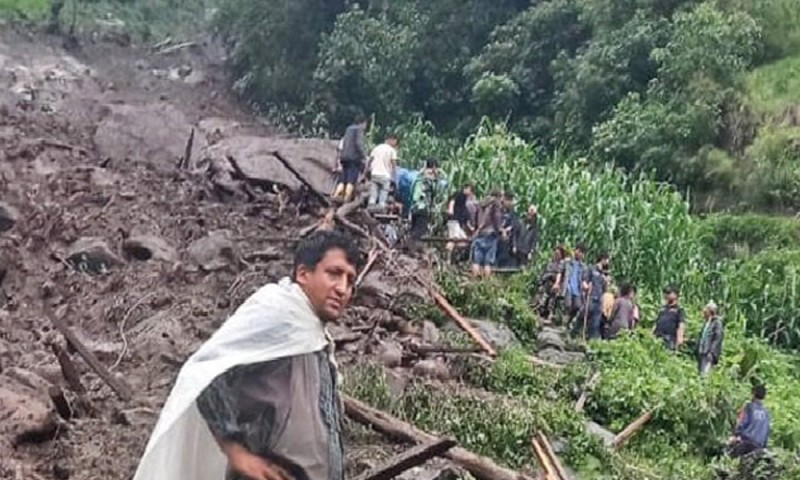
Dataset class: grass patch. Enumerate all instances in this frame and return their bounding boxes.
[0,0,48,19]
[746,55,800,115]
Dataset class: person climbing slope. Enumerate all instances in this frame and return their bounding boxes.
[332,115,368,202]
[133,231,360,480]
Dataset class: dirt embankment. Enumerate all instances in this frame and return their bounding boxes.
[0,28,503,480]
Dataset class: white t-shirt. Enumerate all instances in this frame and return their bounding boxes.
[369,143,398,178]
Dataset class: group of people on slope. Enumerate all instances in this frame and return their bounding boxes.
[537,243,725,376]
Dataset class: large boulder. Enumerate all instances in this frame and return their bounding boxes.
[378,340,403,369]
[128,311,186,361]
[66,237,124,275]
[187,230,238,271]
[469,319,519,350]
[538,326,567,351]
[585,421,616,448]
[0,202,18,232]
[197,136,338,194]
[93,103,207,167]
[537,348,585,366]
[122,235,178,262]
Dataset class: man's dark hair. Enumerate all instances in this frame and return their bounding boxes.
[293,231,360,279]
[386,133,398,141]
[574,242,586,253]
[620,283,633,297]
[753,384,766,400]
[664,285,679,295]
[354,113,367,125]
[425,157,438,169]
[463,183,473,191]
[503,192,515,201]
[597,251,610,263]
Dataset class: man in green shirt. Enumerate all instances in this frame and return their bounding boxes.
[698,301,724,375]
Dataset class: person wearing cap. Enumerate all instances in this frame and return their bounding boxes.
[697,301,724,375]
[653,286,686,350]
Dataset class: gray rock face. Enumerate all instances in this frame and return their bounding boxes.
[469,319,519,349]
[421,320,441,344]
[0,380,57,446]
[0,202,19,232]
[412,359,451,381]
[397,459,459,480]
[538,326,567,351]
[585,420,616,447]
[537,347,586,366]
[187,230,238,271]
[122,235,178,262]
[66,237,124,275]
[378,340,403,368]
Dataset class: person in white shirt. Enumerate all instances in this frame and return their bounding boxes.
[368,135,399,210]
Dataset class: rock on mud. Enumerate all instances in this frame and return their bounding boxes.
[66,237,124,275]
[469,319,519,349]
[0,202,19,232]
[537,348,586,366]
[187,230,238,271]
[93,103,207,167]
[0,381,57,446]
[122,235,178,263]
[378,340,403,368]
[412,359,451,381]
[538,326,567,351]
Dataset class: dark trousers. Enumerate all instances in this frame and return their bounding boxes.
[410,211,429,240]
[729,439,760,458]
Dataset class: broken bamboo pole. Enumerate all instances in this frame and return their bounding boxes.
[574,371,601,412]
[352,438,457,480]
[355,248,379,288]
[613,409,654,449]
[531,436,558,480]
[44,304,133,401]
[343,395,535,480]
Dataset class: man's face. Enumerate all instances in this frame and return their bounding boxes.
[387,137,398,148]
[666,292,678,304]
[295,248,357,322]
[575,249,584,261]
[464,186,473,197]
[601,257,610,269]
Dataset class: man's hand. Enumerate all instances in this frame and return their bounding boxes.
[225,443,291,480]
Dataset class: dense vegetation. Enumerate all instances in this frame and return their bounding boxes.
[214,0,800,212]
[343,123,800,479]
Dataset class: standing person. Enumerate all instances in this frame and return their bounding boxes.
[630,286,641,330]
[409,158,440,241]
[697,301,724,375]
[513,205,539,267]
[332,115,368,202]
[582,252,610,340]
[496,192,520,268]
[446,184,475,255]
[607,283,636,340]
[729,385,771,457]
[554,243,587,333]
[653,286,686,350]
[368,134,399,210]
[470,191,503,277]
[133,231,359,480]
[536,246,567,320]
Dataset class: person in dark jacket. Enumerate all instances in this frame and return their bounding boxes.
[697,301,724,375]
[653,286,686,350]
[470,191,503,277]
[332,115,368,202]
[579,252,610,340]
[409,158,440,241]
[496,192,520,268]
[513,205,539,267]
[729,385,771,457]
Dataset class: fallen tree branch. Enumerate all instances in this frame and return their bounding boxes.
[537,433,568,480]
[531,436,558,480]
[352,438,457,480]
[431,291,497,357]
[409,344,483,355]
[155,41,197,55]
[344,395,535,480]
[44,304,133,401]
[355,248,379,288]
[613,409,654,449]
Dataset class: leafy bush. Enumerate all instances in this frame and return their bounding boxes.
[700,213,800,257]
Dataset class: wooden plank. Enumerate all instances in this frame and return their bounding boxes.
[613,409,654,449]
[352,438,457,480]
[344,395,535,480]
[531,437,558,480]
[537,433,568,480]
[574,371,601,412]
[44,305,133,401]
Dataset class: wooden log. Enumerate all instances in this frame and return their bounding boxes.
[344,395,535,480]
[531,437,558,480]
[44,305,133,401]
[271,151,331,207]
[613,409,654,449]
[420,236,471,244]
[50,342,86,395]
[537,433,568,480]
[355,248,379,289]
[574,371,601,412]
[431,291,497,357]
[352,438,457,480]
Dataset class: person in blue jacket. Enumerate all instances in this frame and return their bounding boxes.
[729,384,771,457]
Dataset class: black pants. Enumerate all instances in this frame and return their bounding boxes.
[730,439,760,458]
[410,211,429,239]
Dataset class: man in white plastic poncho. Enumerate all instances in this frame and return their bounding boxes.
[133,230,360,480]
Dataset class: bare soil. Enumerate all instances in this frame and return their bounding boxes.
[0,26,433,480]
